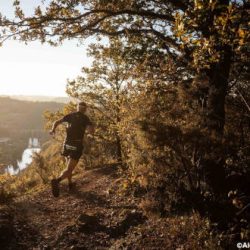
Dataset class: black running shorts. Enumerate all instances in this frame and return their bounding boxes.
[61,142,83,160]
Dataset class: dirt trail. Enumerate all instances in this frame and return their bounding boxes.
[2,165,147,249]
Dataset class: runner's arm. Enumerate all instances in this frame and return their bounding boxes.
[50,118,64,135]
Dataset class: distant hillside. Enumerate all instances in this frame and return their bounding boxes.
[0,97,64,133]
[0,97,65,165]
[5,95,72,103]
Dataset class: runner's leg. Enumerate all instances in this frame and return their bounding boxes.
[58,157,79,182]
[65,157,72,184]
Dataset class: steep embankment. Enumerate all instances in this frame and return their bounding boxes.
[0,164,217,250]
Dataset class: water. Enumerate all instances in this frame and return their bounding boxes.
[5,138,41,175]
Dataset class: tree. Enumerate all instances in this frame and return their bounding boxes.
[66,39,133,162]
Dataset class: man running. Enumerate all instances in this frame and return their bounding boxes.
[50,101,94,197]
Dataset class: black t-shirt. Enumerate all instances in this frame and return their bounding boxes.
[62,111,92,143]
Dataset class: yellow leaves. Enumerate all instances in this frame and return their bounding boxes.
[60,7,72,17]
[15,6,24,19]
[194,0,203,10]
[181,35,190,44]
[178,22,184,32]
[238,28,246,39]
[214,15,227,30]
[0,173,11,184]
[238,39,244,46]
[174,13,185,38]
[10,26,17,33]
[35,6,42,17]
[191,39,201,46]
[122,180,129,189]
[138,175,148,188]
[72,24,81,34]
[237,28,248,46]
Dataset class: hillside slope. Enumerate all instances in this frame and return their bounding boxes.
[0,164,218,250]
[0,97,64,132]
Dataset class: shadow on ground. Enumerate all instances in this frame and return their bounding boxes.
[70,189,110,207]
[65,211,146,239]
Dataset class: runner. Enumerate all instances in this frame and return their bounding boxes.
[50,101,94,197]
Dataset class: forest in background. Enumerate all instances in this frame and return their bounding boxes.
[0,0,249,248]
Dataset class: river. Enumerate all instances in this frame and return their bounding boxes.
[5,138,41,175]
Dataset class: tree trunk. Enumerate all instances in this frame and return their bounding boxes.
[201,45,232,195]
[206,45,232,136]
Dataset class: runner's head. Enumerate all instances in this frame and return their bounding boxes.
[77,101,87,113]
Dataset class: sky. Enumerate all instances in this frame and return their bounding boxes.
[0,1,92,97]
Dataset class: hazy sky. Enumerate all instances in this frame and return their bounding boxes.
[0,1,92,97]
